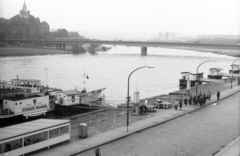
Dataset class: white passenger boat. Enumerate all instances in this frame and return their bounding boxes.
[0,78,52,119]
[0,77,107,119]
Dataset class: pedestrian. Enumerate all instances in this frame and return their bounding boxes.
[196,95,199,106]
[174,99,179,110]
[184,96,188,106]
[217,91,220,100]
[207,91,211,100]
[199,95,203,107]
[95,146,101,156]
[144,105,147,114]
[238,77,240,86]
[193,95,196,105]
[203,94,207,105]
[188,94,192,106]
[179,98,183,110]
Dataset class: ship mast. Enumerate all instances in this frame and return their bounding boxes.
[45,68,48,90]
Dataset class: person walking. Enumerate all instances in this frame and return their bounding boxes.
[179,97,183,110]
[174,99,179,110]
[217,91,220,100]
[207,91,211,100]
[95,146,101,156]
[188,94,192,106]
[199,95,203,107]
[193,95,196,106]
[238,77,240,86]
[203,94,207,105]
[184,96,188,106]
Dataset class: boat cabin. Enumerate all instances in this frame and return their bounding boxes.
[56,90,80,106]
[229,64,240,74]
[208,67,223,79]
[0,79,49,119]
[180,72,204,81]
[11,79,41,94]
[179,72,204,88]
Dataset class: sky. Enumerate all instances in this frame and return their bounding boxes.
[0,0,240,39]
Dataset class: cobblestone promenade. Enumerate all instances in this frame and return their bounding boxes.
[76,92,240,156]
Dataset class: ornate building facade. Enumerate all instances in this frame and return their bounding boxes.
[0,1,50,39]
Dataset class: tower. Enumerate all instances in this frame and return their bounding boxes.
[19,1,30,18]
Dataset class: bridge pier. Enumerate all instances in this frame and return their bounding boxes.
[141,47,147,56]
[63,43,66,50]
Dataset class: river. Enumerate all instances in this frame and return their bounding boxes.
[0,46,235,104]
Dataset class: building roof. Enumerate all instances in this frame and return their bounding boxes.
[209,67,223,71]
[62,90,80,95]
[180,72,204,75]
[0,119,69,141]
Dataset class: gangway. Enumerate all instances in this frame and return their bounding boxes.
[199,78,224,83]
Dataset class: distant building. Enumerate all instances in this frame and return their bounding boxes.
[158,32,177,41]
[0,1,50,39]
[159,32,164,40]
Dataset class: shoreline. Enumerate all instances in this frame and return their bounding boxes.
[167,47,240,58]
[0,46,71,56]
[1,45,240,57]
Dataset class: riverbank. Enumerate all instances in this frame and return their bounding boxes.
[0,47,72,57]
[172,47,240,57]
[0,47,71,56]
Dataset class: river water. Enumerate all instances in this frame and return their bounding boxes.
[0,46,235,104]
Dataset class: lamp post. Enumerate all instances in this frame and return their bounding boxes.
[231,58,240,89]
[196,60,217,96]
[126,66,154,132]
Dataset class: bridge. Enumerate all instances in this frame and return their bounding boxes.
[5,39,240,56]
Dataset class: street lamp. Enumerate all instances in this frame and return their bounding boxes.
[196,60,217,96]
[126,66,154,132]
[231,58,240,89]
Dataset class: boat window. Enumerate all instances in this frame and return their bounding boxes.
[15,103,17,105]
[20,102,22,104]
[5,101,7,104]
[3,138,22,152]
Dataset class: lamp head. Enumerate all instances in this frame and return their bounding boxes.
[211,60,217,62]
[147,66,155,68]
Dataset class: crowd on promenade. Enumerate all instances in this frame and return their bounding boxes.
[174,91,220,110]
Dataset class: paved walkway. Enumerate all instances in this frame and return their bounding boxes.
[31,85,240,156]
[215,136,240,156]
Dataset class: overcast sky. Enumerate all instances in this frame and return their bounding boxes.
[0,0,240,38]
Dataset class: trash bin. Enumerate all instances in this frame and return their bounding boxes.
[78,123,88,138]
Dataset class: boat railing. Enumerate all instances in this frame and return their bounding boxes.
[103,101,123,108]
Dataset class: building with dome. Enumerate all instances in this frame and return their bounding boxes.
[19,1,30,18]
[0,1,50,39]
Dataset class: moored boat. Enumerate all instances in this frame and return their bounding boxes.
[0,78,52,119]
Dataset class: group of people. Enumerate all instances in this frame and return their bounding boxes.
[174,90,221,110]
